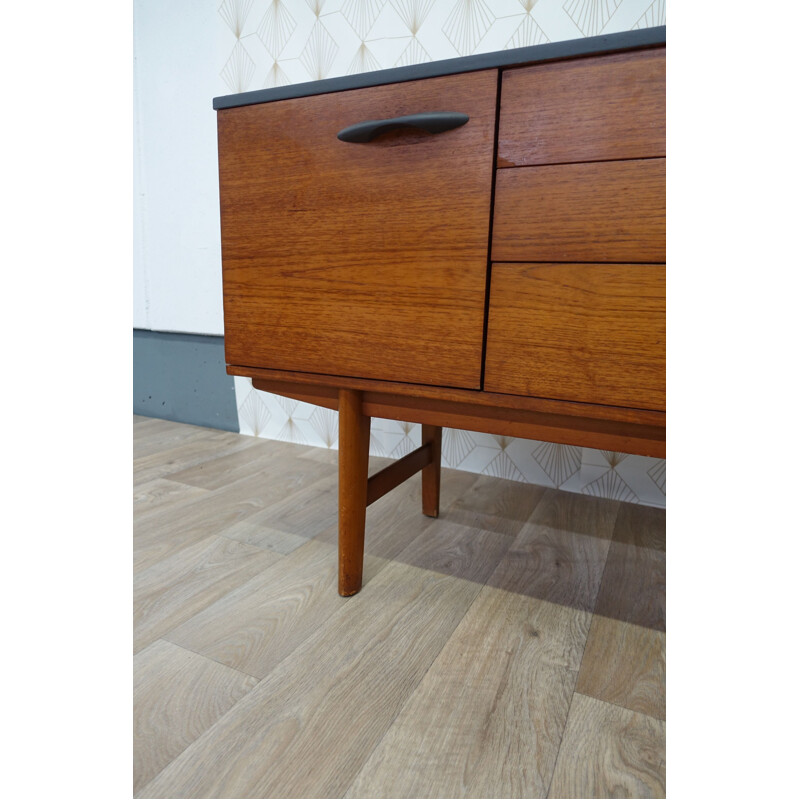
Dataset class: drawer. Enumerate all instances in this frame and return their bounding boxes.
[498,48,665,167]
[492,159,665,263]
[484,263,665,411]
[217,70,498,389]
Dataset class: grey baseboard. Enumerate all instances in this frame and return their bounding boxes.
[133,329,239,432]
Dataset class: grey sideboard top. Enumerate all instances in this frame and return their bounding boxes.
[212,26,665,111]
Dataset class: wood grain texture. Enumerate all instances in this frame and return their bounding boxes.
[498,48,665,167]
[133,426,260,486]
[222,473,338,554]
[346,490,618,799]
[251,378,340,411]
[577,500,666,720]
[140,522,512,799]
[248,372,666,457]
[547,693,666,798]
[492,159,665,263]
[593,501,666,630]
[446,473,548,537]
[577,615,665,720]
[218,70,498,389]
[165,436,325,491]
[485,263,665,410]
[164,470,474,680]
[133,639,258,794]
[133,478,208,517]
[245,369,665,427]
[346,588,579,799]
[421,424,442,517]
[498,489,620,614]
[133,417,230,459]
[134,454,331,572]
[338,389,371,595]
[133,534,280,653]
[134,417,665,798]
[366,441,432,506]
[165,538,384,680]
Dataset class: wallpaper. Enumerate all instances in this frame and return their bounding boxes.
[222,0,667,508]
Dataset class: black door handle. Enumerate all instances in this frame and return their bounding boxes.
[337,111,469,143]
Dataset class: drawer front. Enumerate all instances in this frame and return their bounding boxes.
[218,71,498,389]
[492,159,665,263]
[484,263,665,411]
[498,48,665,167]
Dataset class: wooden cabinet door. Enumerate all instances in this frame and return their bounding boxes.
[217,70,498,389]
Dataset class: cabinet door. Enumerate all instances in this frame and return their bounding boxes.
[217,70,498,389]
[484,263,665,411]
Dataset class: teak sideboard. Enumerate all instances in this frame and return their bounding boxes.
[213,27,666,596]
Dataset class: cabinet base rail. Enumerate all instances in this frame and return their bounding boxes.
[246,374,665,596]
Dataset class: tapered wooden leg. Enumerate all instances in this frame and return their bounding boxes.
[338,389,371,596]
[421,424,442,518]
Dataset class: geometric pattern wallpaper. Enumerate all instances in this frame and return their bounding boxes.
[218,0,667,93]
[223,0,667,508]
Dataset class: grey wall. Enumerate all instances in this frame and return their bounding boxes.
[133,330,238,432]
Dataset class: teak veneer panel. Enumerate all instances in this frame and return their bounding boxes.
[492,159,665,263]
[484,263,665,411]
[497,48,665,167]
[218,70,498,390]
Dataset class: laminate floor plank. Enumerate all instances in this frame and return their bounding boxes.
[346,594,579,799]
[222,473,339,553]
[547,693,666,798]
[593,502,666,630]
[132,417,666,799]
[133,415,246,459]
[571,501,665,723]
[134,534,281,653]
[133,416,221,457]
[577,615,665,720]
[346,490,618,799]
[133,431,261,486]
[133,478,209,518]
[445,474,548,536]
[164,537,381,679]
[133,639,258,795]
[164,473,472,679]
[167,436,328,490]
[222,458,476,558]
[296,444,341,464]
[140,521,512,799]
[496,490,620,613]
[134,458,332,572]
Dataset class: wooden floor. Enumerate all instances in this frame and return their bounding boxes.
[133,415,666,798]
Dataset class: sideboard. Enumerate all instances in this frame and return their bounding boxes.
[213,27,666,596]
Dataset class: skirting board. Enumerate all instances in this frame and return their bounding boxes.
[133,329,239,432]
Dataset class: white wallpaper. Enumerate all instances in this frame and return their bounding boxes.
[218,0,666,91]
[222,0,667,508]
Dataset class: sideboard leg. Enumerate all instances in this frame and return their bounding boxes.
[421,424,442,518]
[338,389,371,596]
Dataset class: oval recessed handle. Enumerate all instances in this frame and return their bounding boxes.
[337,111,469,143]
